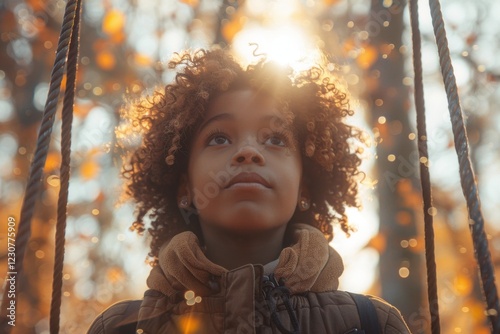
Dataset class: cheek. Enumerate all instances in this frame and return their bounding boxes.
[187,157,204,203]
[278,157,302,194]
[187,154,227,210]
[188,151,209,185]
[289,154,303,188]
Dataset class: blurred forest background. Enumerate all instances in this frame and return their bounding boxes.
[1,0,499,333]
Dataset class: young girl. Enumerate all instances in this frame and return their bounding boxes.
[88,49,411,333]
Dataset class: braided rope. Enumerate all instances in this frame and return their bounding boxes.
[409,1,440,332]
[428,0,500,331]
[0,0,79,332]
[49,0,82,333]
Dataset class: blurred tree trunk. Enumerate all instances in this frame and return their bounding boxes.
[366,1,424,331]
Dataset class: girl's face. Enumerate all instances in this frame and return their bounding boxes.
[183,89,304,236]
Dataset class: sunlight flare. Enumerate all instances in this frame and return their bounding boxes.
[232,24,323,72]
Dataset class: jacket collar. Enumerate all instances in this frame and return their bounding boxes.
[146,223,344,297]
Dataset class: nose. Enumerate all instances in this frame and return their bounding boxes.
[232,141,265,165]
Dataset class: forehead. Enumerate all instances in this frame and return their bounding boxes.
[201,89,290,128]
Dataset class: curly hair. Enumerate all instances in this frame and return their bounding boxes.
[120,49,365,264]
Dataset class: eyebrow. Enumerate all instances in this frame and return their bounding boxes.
[197,113,289,134]
[197,113,234,134]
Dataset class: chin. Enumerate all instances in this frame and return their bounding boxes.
[200,203,295,234]
[221,215,289,235]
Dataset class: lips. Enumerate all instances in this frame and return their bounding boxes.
[225,172,271,188]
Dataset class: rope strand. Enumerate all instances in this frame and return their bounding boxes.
[0,0,80,332]
[428,0,500,332]
[409,1,440,333]
[49,0,82,333]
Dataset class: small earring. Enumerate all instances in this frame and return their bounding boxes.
[299,197,310,211]
[179,196,189,208]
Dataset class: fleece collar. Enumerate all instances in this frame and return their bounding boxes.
[146,223,344,296]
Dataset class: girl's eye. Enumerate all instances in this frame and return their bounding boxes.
[264,132,289,147]
[206,130,231,146]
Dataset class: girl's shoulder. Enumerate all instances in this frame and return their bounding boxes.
[293,290,411,333]
[86,299,141,334]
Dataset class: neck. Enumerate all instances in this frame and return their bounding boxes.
[200,225,287,270]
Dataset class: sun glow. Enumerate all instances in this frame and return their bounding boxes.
[232,24,323,72]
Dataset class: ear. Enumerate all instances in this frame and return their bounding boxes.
[297,179,311,211]
[177,173,192,207]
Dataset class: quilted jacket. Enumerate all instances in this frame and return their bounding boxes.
[87,223,411,333]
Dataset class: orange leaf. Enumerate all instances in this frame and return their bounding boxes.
[466,33,477,46]
[80,161,99,180]
[366,233,386,252]
[106,267,124,283]
[93,39,108,51]
[469,300,488,322]
[134,53,152,67]
[222,14,244,43]
[356,45,378,69]
[60,74,67,91]
[110,31,125,44]
[395,210,412,226]
[28,0,46,11]
[409,236,425,253]
[342,37,356,54]
[96,50,116,71]
[102,10,125,36]
[45,152,61,171]
[74,102,94,117]
[180,0,199,6]
[380,43,395,56]
[454,274,473,296]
